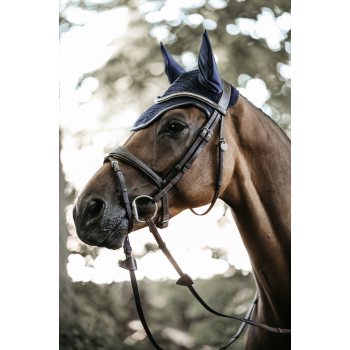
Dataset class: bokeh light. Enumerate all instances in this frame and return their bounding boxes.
[203,19,217,30]
[226,23,240,35]
[181,51,198,69]
[186,13,204,25]
[209,0,228,9]
[150,26,170,41]
[237,78,270,108]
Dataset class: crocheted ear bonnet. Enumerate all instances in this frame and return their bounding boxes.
[131,31,239,132]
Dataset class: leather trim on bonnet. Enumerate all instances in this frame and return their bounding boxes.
[131,100,210,131]
[131,69,239,132]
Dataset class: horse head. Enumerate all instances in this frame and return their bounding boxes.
[73,31,238,249]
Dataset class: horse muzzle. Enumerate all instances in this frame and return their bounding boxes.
[73,198,129,250]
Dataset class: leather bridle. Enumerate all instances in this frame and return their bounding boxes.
[103,79,291,349]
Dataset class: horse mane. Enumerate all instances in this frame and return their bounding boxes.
[240,95,291,143]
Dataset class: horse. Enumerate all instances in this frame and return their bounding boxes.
[73,31,291,350]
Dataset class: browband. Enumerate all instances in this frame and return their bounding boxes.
[155,92,225,113]
[154,79,232,115]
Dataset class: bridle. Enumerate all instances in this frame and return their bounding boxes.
[103,79,291,349]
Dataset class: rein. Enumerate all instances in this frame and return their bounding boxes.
[103,79,291,349]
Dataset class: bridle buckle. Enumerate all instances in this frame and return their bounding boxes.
[201,126,213,136]
[111,160,119,171]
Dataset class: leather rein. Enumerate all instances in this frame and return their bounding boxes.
[103,79,291,349]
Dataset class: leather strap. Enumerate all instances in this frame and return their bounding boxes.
[107,157,133,233]
[128,267,257,350]
[146,217,184,276]
[157,192,169,229]
[152,80,231,215]
[145,217,291,335]
[190,80,230,215]
[217,293,258,350]
[107,147,163,186]
[129,269,164,350]
[190,113,225,216]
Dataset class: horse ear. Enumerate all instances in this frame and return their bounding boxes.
[198,30,223,93]
[160,42,186,84]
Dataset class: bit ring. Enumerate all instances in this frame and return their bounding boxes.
[132,195,158,223]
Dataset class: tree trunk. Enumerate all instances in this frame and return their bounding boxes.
[59,131,75,322]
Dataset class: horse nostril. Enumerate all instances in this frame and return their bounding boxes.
[85,199,104,221]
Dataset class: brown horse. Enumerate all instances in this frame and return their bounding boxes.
[73,94,291,349]
[73,31,290,349]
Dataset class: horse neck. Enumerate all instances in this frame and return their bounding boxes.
[221,96,291,325]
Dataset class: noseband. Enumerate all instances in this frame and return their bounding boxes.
[103,79,290,349]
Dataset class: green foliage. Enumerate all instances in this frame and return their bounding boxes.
[60,269,256,350]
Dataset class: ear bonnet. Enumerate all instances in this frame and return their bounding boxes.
[131,31,239,132]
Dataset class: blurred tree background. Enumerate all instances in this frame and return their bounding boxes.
[59,0,290,349]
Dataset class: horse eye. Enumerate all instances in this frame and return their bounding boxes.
[169,122,185,133]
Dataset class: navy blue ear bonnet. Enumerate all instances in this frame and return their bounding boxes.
[131,31,239,132]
